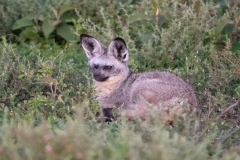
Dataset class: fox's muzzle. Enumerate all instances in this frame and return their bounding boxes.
[93,74,109,82]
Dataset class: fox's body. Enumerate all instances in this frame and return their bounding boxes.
[80,34,199,120]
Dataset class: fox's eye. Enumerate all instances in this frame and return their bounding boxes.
[104,65,113,70]
[93,64,99,69]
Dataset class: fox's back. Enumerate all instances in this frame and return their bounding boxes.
[123,71,198,109]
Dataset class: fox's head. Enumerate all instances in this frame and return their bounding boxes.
[80,34,129,82]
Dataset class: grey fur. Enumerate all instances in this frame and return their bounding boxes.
[80,34,199,120]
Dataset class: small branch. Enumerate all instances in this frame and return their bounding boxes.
[31,82,49,85]
[216,101,239,120]
[55,50,64,80]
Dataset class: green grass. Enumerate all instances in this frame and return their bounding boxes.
[0,0,240,159]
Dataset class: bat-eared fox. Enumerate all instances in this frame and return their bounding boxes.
[80,34,200,122]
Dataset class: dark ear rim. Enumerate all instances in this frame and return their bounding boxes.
[113,37,127,48]
[80,34,94,43]
[108,37,128,62]
[80,34,103,59]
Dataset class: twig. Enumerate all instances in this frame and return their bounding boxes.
[56,50,64,80]
[216,101,239,120]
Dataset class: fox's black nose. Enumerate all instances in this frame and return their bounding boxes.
[93,74,108,82]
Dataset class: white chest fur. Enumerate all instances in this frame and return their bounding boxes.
[94,74,123,98]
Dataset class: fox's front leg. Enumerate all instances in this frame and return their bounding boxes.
[102,104,142,121]
[102,108,114,122]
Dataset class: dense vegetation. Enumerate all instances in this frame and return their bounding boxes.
[0,0,240,159]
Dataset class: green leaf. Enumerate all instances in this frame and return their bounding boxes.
[18,13,45,21]
[231,42,240,53]
[1,36,7,46]
[47,69,53,74]
[140,32,153,43]
[18,74,25,79]
[37,15,45,21]
[24,13,38,20]
[42,20,55,39]
[20,27,39,40]
[223,24,234,35]
[214,19,233,36]
[12,18,34,30]
[158,15,166,27]
[128,13,154,24]
[50,6,58,19]
[60,12,77,23]
[59,4,75,18]
[37,69,44,73]
[56,24,75,41]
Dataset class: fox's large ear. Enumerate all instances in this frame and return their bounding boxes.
[108,37,128,62]
[80,34,102,59]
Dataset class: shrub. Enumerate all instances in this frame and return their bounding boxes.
[0,0,79,35]
[0,38,94,124]
[0,108,239,159]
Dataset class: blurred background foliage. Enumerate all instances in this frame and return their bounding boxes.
[0,0,240,159]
